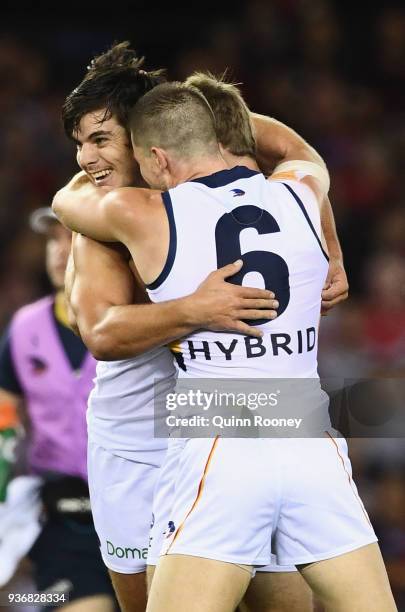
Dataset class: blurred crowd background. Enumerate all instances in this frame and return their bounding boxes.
[1,0,404,607]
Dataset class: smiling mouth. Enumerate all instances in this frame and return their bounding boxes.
[89,168,113,183]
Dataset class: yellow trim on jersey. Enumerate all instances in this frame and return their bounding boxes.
[271,160,330,194]
[169,340,182,353]
[269,170,298,182]
[54,291,71,329]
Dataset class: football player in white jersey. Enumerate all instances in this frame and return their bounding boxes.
[146,72,315,612]
[54,82,396,612]
[60,44,280,612]
[57,44,349,612]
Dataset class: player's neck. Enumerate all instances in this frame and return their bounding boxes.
[223,152,259,172]
[170,153,228,187]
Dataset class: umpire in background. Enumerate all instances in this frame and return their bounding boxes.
[0,207,116,611]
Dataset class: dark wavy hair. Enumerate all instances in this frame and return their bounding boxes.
[62,41,166,139]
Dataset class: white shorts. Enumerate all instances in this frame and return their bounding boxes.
[148,438,296,572]
[88,442,163,574]
[148,439,186,567]
[161,434,377,567]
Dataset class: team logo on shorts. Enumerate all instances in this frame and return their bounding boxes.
[230,188,245,197]
[166,520,176,538]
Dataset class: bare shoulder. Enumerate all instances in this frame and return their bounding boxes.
[102,187,162,217]
[106,186,158,204]
[101,187,165,244]
[122,187,164,210]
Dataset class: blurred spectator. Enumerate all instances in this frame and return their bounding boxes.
[361,252,405,372]
[0,209,115,610]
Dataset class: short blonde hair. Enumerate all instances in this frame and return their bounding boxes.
[130,81,218,158]
[185,71,256,158]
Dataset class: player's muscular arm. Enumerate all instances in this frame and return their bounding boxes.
[320,196,348,312]
[286,181,348,312]
[54,174,161,271]
[70,234,139,358]
[52,172,123,241]
[65,235,80,334]
[254,113,349,310]
[71,237,278,360]
[250,113,326,173]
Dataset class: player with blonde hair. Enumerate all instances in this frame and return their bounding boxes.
[56,46,350,612]
[55,80,395,612]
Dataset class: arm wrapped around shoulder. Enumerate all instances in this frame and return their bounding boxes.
[272,160,330,196]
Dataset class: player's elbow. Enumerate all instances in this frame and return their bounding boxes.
[78,308,144,361]
[289,144,325,169]
[52,188,76,228]
[52,190,66,223]
[82,318,138,361]
[82,326,117,361]
[304,146,326,169]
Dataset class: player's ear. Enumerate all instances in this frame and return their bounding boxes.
[151,147,168,172]
[218,142,227,156]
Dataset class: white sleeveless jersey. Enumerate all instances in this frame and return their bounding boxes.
[147,166,329,380]
[87,346,177,462]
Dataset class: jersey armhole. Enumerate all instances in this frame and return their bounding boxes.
[146,191,177,291]
[282,182,329,262]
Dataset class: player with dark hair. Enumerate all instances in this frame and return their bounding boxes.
[62,43,165,141]
[54,80,395,612]
[55,43,349,612]
[57,42,279,612]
